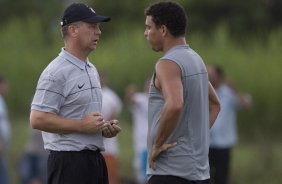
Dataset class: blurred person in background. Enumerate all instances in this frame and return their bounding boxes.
[0,75,10,184]
[19,128,48,184]
[208,65,252,184]
[144,2,220,184]
[125,79,150,184]
[30,3,121,184]
[100,71,123,184]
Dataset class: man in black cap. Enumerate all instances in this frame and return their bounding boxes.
[30,3,121,184]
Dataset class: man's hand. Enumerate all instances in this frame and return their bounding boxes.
[149,142,177,169]
[79,112,107,134]
[102,120,122,138]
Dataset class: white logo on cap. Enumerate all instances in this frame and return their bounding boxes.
[89,7,95,13]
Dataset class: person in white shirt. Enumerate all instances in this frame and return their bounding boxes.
[125,79,150,184]
[208,65,251,184]
[0,75,10,184]
[100,71,123,184]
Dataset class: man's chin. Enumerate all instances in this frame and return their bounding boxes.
[89,46,97,52]
[152,47,161,52]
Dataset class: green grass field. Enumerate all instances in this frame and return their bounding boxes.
[7,116,282,184]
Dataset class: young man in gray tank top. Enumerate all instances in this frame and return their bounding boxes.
[144,2,220,184]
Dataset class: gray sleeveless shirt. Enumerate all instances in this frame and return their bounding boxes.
[147,45,210,180]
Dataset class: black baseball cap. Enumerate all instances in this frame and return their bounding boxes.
[61,3,111,27]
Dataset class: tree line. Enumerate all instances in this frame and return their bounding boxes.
[0,0,281,41]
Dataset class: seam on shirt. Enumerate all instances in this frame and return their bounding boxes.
[36,88,65,97]
[183,72,208,78]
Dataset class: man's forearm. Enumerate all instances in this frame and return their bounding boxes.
[208,82,221,128]
[209,104,220,128]
[30,110,81,133]
[154,103,182,148]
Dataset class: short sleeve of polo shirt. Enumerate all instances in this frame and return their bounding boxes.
[31,72,65,114]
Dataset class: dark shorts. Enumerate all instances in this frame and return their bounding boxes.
[148,175,210,184]
[47,150,108,184]
[209,148,231,184]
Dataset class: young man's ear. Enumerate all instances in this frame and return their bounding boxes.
[160,25,168,37]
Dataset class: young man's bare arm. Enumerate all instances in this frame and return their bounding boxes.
[149,60,183,168]
[208,82,221,128]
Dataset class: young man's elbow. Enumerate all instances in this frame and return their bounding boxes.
[213,102,221,115]
[217,101,221,112]
[171,100,184,114]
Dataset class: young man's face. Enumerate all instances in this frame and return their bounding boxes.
[144,16,164,52]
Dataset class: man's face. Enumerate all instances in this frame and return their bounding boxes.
[144,16,163,52]
[0,82,7,95]
[207,66,221,88]
[74,22,102,52]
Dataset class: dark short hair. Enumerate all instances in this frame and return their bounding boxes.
[213,65,225,79]
[145,1,187,37]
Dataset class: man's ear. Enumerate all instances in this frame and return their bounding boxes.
[68,25,78,37]
[160,25,168,37]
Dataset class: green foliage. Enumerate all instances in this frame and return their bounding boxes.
[1,0,282,41]
[87,0,282,41]
[1,1,281,183]
[91,26,160,97]
[0,18,60,115]
[188,25,282,139]
[0,17,282,138]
